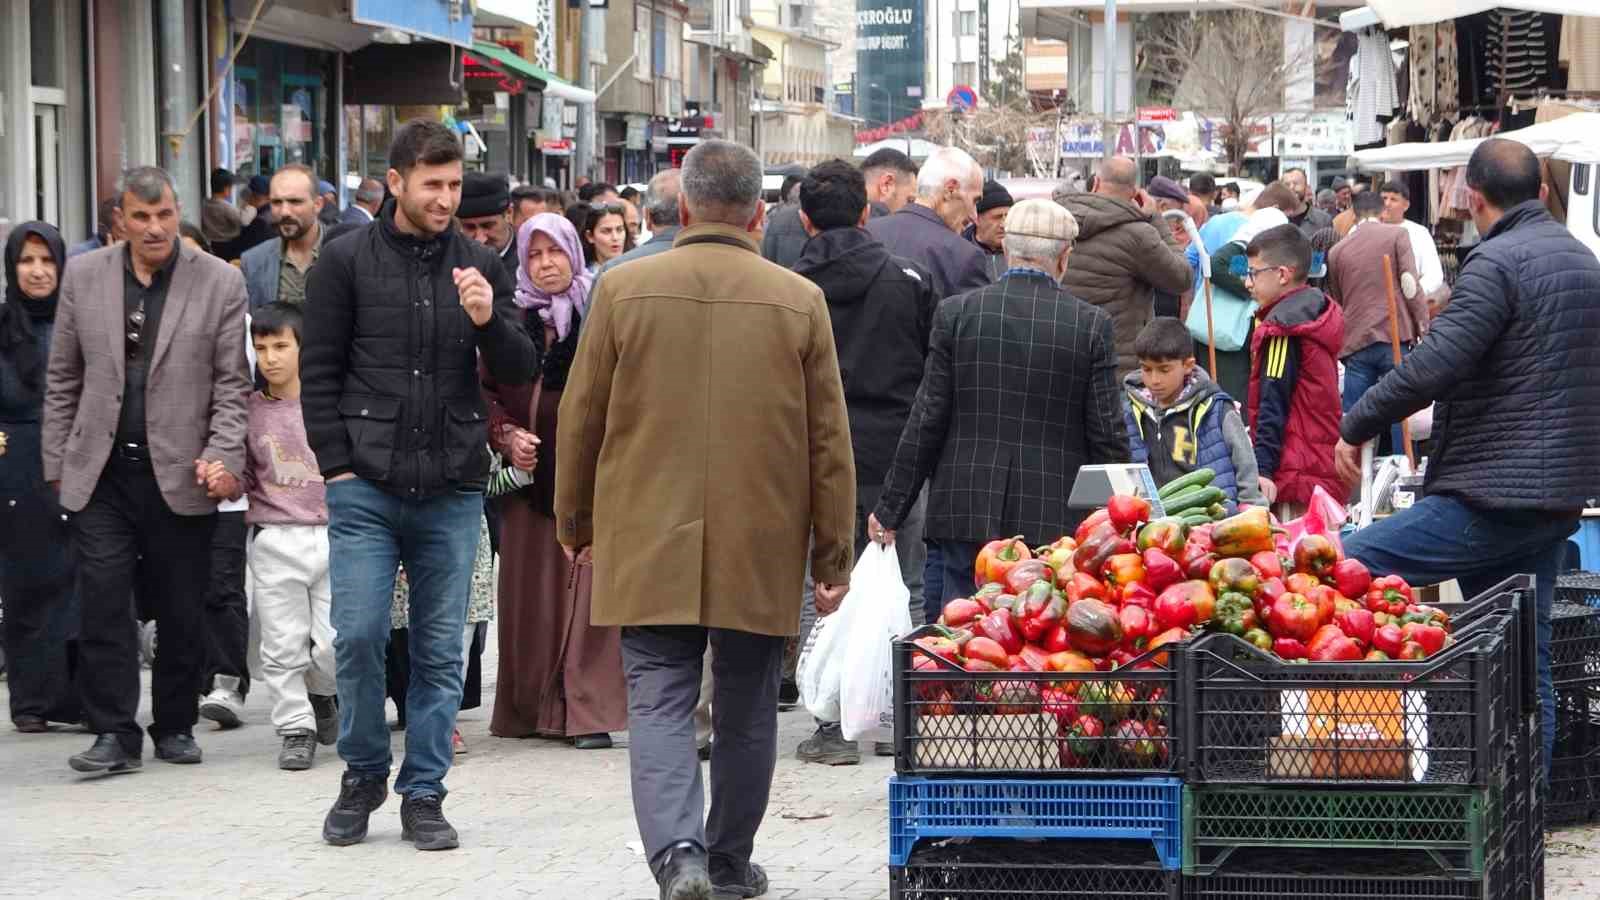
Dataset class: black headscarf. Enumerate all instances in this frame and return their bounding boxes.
[2,221,66,393]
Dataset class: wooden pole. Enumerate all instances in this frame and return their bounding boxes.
[1203,278,1218,379]
[1381,254,1416,468]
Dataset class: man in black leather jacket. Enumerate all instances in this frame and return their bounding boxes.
[301,119,538,852]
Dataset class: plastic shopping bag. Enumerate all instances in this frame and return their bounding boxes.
[838,544,914,742]
[796,563,859,723]
[1277,484,1350,558]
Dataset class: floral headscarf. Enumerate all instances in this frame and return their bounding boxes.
[513,212,593,342]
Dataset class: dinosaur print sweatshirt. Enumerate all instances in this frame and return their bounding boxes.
[243,391,328,526]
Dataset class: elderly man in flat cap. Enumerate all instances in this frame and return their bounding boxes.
[457,171,518,271]
[869,198,1129,600]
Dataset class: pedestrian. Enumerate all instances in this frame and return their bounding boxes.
[868,199,1130,600]
[229,301,338,770]
[457,171,518,271]
[578,181,619,205]
[865,146,989,300]
[963,179,1013,282]
[579,201,633,272]
[1281,166,1334,239]
[317,180,341,228]
[1336,138,1600,770]
[620,193,642,244]
[861,147,919,216]
[1219,182,1243,209]
[1332,177,1353,211]
[759,173,811,268]
[1315,188,1339,217]
[342,178,385,226]
[599,169,682,273]
[790,159,939,766]
[510,185,550,227]
[554,139,856,900]
[241,165,326,310]
[1241,224,1345,515]
[1378,181,1450,310]
[1186,172,1218,225]
[1145,175,1195,320]
[300,119,538,849]
[67,198,122,258]
[43,166,252,774]
[1199,183,1301,400]
[1055,156,1193,377]
[0,221,81,733]
[1331,180,1365,239]
[218,174,277,262]
[1124,317,1264,512]
[202,167,243,249]
[484,211,626,749]
[1324,190,1426,455]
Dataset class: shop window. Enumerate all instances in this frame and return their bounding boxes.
[959,11,976,36]
[29,0,62,89]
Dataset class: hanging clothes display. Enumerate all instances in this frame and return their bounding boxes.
[1351,26,1399,145]
[1485,10,1551,95]
[1560,15,1600,93]
[1408,21,1461,124]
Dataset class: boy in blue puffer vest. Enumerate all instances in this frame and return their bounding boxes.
[1124,317,1266,511]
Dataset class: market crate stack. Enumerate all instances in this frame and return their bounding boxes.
[1547,572,1600,826]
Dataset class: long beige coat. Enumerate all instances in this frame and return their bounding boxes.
[554,223,855,637]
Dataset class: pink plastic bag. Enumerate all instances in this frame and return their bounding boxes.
[1275,485,1348,558]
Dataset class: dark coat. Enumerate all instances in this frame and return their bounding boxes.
[760,203,811,269]
[300,201,540,497]
[1343,200,1600,511]
[873,269,1130,546]
[792,227,938,487]
[866,203,990,299]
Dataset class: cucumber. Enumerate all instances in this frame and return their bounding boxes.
[1180,512,1214,528]
[1164,485,1225,514]
[1158,468,1215,500]
[1207,503,1227,520]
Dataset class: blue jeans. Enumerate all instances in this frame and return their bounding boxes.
[1343,494,1575,772]
[1342,342,1410,455]
[327,477,482,799]
[935,540,984,606]
[923,542,944,625]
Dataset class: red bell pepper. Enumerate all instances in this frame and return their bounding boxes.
[1307,624,1363,661]
[973,582,1004,611]
[1005,558,1056,595]
[1019,644,1053,672]
[939,597,986,629]
[1284,572,1321,596]
[1019,587,1066,644]
[1371,623,1404,657]
[1272,637,1308,660]
[1042,623,1073,653]
[1250,550,1284,580]
[1136,518,1188,556]
[1334,607,1376,648]
[1141,548,1184,593]
[1047,649,1096,672]
[1365,575,1414,617]
[1065,714,1105,760]
[974,608,1024,655]
[1041,685,1079,721]
[964,636,1009,668]
[1102,553,1146,589]
[1330,558,1373,600]
[1075,508,1112,545]
[1399,640,1428,660]
[1121,581,1157,609]
[1065,571,1111,605]
[975,536,1031,588]
[1145,626,1190,667]
[1305,584,1338,628]
[1108,493,1153,533]
[1182,543,1220,581]
[1268,592,1320,642]
[1119,604,1155,649]
[1292,533,1341,578]
[1154,580,1217,630]
[1401,621,1447,656]
[1187,524,1215,553]
[1074,523,1135,577]
[913,635,963,664]
[1109,647,1139,669]
[1257,576,1286,608]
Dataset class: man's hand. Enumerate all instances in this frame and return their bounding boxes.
[815,582,849,617]
[562,543,593,566]
[197,459,241,501]
[1334,438,1364,487]
[327,473,357,483]
[453,266,494,327]
[866,512,894,547]
[1258,476,1278,505]
[509,428,541,471]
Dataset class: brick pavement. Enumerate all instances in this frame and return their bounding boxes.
[5,645,1599,899]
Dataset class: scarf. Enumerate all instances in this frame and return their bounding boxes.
[513,213,593,342]
[1,221,65,393]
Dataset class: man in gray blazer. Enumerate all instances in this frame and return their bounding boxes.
[43,166,252,774]
[241,165,325,310]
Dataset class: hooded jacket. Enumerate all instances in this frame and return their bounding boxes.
[1057,193,1194,376]
[1247,285,1346,507]
[793,227,938,487]
[1123,367,1264,510]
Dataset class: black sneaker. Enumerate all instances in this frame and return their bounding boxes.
[400,793,460,851]
[309,694,339,746]
[278,730,317,771]
[794,722,859,766]
[712,861,769,899]
[322,772,389,846]
[68,735,142,775]
[777,678,800,712]
[153,733,203,764]
[657,841,712,900]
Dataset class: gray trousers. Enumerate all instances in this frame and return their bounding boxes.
[622,625,786,880]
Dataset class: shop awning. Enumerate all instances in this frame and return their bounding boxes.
[1340,0,1594,30]
[1351,112,1600,171]
[470,41,596,105]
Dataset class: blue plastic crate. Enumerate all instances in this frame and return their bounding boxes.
[888,775,1182,869]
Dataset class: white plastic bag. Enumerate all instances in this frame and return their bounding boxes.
[796,567,856,722]
[837,544,914,741]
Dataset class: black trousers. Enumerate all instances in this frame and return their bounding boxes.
[0,487,81,724]
[75,456,216,755]
[202,510,250,696]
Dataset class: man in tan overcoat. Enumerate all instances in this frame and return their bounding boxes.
[555,139,856,900]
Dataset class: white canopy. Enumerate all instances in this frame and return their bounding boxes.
[1341,1,1597,30]
[1351,113,1600,172]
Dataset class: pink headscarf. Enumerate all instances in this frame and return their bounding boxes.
[513,212,593,342]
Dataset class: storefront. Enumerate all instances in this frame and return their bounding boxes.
[230,38,340,182]
[1,0,92,244]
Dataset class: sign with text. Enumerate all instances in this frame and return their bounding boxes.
[855,0,924,130]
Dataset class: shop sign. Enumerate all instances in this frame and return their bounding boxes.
[855,0,924,129]
[625,116,649,151]
[539,138,573,155]
[1137,106,1177,124]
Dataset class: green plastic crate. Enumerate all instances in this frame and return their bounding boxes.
[1182,785,1500,877]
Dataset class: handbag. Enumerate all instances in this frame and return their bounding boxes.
[1186,281,1256,353]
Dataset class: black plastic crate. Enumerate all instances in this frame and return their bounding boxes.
[1547,748,1600,826]
[890,837,1180,899]
[1552,681,1600,759]
[1182,614,1514,786]
[1550,602,1600,686]
[893,625,1182,777]
[1556,572,1600,609]
[1183,846,1514,900]
[1181,785,1500,877]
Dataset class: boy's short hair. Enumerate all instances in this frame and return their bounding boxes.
[1245,224,1313,283]
[800,160,868,230]
[1380,180,1410,201]
[251,301,304,344]
[1134,317,1195,362]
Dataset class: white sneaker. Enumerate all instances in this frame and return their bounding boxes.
[199,684,245,729]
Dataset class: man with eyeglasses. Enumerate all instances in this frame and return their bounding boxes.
[43,165,252,775]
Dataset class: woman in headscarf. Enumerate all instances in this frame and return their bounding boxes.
[0,222,81,732]
[484,213,626,748]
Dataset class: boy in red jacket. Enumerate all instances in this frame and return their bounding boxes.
[1242,224,1346,515]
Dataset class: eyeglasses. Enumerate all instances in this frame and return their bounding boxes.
[1244,265,1284,283]
[126,301,146,356]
